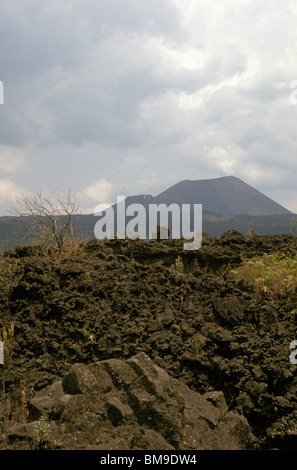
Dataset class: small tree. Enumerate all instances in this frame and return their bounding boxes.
[10,188,81,250]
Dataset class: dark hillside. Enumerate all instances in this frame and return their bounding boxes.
[1,232,297,450]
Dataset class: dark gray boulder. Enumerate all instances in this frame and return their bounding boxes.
[7,352,256,450]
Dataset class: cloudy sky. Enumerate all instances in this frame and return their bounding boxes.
[1,0,297,215]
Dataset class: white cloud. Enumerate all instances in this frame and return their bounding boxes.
[122,155,145,168]
[0,178,26,205]
[267,188,297,213]
[0,146,25,173]
[240,164,289,187]
[77,178,114,213]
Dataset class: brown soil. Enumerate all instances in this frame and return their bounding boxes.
[0,230,297,450]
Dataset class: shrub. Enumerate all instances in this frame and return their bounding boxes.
[10,189,82,250]
[0,252,22,295]
[170,256,184,279]
[230,252,297,297]
[32,415,51,449]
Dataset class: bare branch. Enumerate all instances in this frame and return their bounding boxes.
[9,188,80,250]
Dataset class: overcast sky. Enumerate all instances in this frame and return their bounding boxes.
[0,0,297,215]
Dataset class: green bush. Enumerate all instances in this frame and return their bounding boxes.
[231,252,297,297]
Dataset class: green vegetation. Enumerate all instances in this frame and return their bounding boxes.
[170,256,184,279]
[186,333,207,357]
[32,415,51,449]
[231,252,297,297]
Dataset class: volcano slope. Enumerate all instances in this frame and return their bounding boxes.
[0,230,297,450]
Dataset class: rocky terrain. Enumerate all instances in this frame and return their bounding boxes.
[0,230,297,450]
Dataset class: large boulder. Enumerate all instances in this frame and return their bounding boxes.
[7,352,255,450]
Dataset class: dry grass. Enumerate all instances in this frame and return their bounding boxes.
[56,236,88,259]
[0,253,22,295]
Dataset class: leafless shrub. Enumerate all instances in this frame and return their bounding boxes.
[10,189,83,250]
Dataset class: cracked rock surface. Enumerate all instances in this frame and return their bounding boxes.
[6,352,254,450]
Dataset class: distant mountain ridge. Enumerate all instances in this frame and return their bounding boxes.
[0,176,295,250]
[156,176,291,216]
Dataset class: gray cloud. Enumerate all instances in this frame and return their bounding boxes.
[0,0,297,215]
